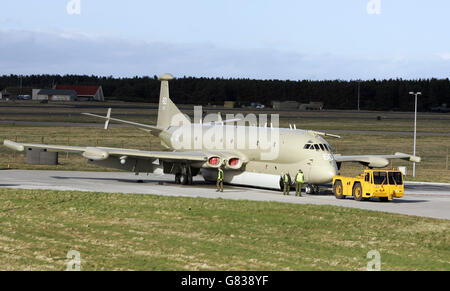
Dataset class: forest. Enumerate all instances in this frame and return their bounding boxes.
[1,74,449,111]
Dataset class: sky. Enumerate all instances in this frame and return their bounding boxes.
[0,0,449,80]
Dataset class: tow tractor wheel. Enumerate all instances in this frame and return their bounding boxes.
[333,180,345,199]
[353,183,364,201]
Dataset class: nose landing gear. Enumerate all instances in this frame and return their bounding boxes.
[305,184,320,194]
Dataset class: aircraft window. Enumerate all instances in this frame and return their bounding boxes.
[319,144,325,151]
[304,144,311,149]
[314,144,320,150]
[373,171,387,185]
[388,172,403,185]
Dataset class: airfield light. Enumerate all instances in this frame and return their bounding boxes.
[409,92,421,177]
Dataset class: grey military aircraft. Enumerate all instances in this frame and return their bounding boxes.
[3,73,420,194]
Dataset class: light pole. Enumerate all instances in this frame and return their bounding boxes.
[409,91,421,177]
[357,80,361,111]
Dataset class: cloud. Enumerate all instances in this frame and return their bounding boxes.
[439,53,450,61]
[0,29,448,80]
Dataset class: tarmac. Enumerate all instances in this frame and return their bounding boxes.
[1,170,450,220]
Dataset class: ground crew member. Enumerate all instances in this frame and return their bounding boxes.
[281,171,291,195]
[216,167,224,192]
[295,169,304,196]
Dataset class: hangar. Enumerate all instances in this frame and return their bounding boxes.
[34,89,77,101]
[56,85,104,101]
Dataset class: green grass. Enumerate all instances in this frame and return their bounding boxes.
[0,188,448,270]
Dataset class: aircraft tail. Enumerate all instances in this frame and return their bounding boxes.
[156,73,190,129]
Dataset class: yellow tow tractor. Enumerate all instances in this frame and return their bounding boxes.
[332,169,404,202]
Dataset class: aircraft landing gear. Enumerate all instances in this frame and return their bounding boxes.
[175,164,193,185]
[179,173,193,185]
[305,184,320,194]
[175,173,181,184]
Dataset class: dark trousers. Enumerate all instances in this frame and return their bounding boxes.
[283,183,290,195]
[296,182,303,196]
[216,179,223,192]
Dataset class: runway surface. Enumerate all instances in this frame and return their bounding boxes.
[1,170,450,220]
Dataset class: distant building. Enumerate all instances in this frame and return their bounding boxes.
[56,85,104,101]
[32,89,43,100]
[36,89,77,101]
[272,101,299,110]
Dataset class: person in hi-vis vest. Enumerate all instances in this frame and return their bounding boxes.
[216,167,224,192]
[295,169,304,197]
[281,171,291,195]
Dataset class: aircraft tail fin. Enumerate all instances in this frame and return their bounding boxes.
[156,74,190,129]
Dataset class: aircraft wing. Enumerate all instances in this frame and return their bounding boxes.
[3,140,248,172]
[334,152,421,168]
[3,140,207,162]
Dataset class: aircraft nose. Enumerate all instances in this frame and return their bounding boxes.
[308,162,338,184]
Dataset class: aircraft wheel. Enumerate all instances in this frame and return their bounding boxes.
[353,183,364,201]
[187,174,193,185]
[305,184,314,194]
[175,173,181,184]
[180,174,189,185]
[313,185,320,194]
[333,180,345,199]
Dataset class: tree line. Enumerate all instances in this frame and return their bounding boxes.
[1,74,449,111]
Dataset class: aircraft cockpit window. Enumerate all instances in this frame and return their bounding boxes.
[319,144,325,151]
[314,144,320,150]
[304,144,311,149]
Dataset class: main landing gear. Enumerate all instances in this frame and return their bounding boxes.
[174,164,193,185]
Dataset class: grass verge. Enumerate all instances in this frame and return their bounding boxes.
[0,188,448,270]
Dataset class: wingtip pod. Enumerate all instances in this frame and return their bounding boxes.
[410,156,421,163]
[82,147,109,161]
[3,140,24,151]
[394,152,421,163]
